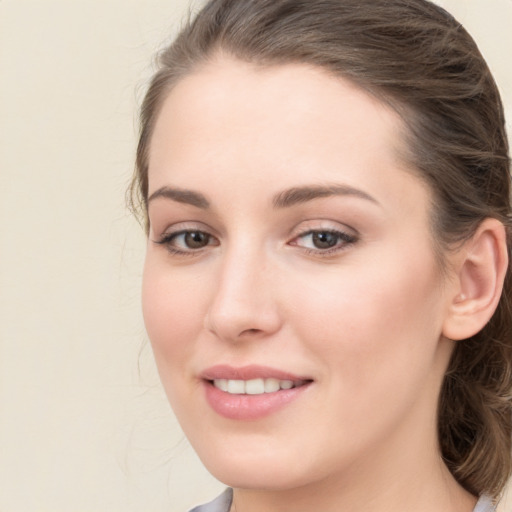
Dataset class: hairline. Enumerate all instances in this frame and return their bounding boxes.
[140,50,453,270]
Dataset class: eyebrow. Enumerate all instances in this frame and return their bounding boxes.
[147,186,210,209]
[147,183,379,210]
[272,184,380,208]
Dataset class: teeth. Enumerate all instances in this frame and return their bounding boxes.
[214,379,228,392]
[213,378,301,395]
[245,378,265,395]
[264,378,280,393]
[227,379,245,394]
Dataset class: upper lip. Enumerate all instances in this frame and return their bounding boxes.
[200,364,311,382]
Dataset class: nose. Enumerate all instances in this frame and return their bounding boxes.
[204,248,282,343]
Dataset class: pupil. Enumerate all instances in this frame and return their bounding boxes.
[313,232,338,249]
[185,231,208,248]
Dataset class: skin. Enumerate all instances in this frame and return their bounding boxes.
[142,57,477,512]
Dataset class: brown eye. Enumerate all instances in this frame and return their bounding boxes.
[183,231,211,249]
[291,229,358,255]
[155,229,218,254]
[311,231,339,249]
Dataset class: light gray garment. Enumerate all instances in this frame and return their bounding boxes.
[473,495,497,512]
[189,488,233,512]
[188,488,496,512]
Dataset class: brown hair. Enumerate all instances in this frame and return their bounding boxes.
[131,0,512,499]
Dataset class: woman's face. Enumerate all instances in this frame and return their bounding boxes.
[143,58,456,490]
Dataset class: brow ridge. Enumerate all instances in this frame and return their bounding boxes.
[147,186,210,209]
[272,184,379,208]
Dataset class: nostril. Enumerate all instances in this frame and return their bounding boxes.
[241,328,260,335]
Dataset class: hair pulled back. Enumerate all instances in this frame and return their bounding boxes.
[131,0,512,498]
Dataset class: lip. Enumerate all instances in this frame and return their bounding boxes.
[201,364,310,381]
[200,365,313,421]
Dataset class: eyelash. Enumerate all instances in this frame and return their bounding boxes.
[290,229,358,255]
[154,230,218,257]
[153,227,358,257]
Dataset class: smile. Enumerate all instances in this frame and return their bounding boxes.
[212,378,306,395]
[201,365,313,420]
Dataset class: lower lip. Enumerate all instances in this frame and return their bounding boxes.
[203,381,311,420]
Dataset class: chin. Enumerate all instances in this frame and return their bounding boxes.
[208,465,308,491]
[196,444,328,491]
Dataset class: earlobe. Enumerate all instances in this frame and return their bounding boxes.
[442,218,508,341]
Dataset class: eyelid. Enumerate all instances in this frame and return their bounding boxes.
[151,220,359,257]
[287,220,359,255]
[152,220,217,240]
[288,219,359,239]
[151,222,220,256]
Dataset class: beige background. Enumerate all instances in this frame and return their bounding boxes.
[0,1,511,511]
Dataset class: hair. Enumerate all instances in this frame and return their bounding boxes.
[131,0,512,499]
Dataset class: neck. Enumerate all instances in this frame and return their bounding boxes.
[231,459,476,512]
[230,418,477,512]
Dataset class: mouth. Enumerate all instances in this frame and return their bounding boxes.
[200,365,313,420]
[209,377,309,395]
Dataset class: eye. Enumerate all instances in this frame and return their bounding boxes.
[154,229,219,254]
[176,231,211,249]
[306,231,341,249]
[290,229,357,254]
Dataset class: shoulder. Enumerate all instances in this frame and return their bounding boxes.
[188,488,233,512]
[187,489,494,512]
[473,495,496,512]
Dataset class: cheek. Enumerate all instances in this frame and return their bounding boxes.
[141,257,208,369]
[288,249,444,388]
[285,257,446,452]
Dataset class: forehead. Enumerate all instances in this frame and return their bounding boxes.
[148,57,426,212]
[151,58,402,152]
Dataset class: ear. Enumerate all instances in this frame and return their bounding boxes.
[442,218,508,341]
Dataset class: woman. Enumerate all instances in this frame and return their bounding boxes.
[130,0,512,511]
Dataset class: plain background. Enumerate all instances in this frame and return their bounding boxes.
[0,1,511,511]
